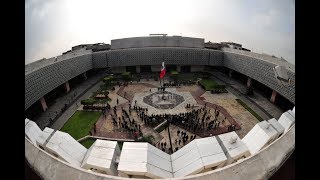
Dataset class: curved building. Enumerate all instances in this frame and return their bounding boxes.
[25,35,295,180]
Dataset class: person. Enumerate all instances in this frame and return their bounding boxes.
[117,98,119,105]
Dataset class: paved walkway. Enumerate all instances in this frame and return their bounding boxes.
[34,72,106,130]
[157,124,200,154]
[186,86,241,137]
[50,73,107,130]
[206,70,283,120]
[94,83,164,143]
[117,83,157,101]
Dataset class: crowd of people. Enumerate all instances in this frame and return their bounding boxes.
[109,105,142,138]
[102,100,240,153]
[169,108,220,133]
[98,80,240,153]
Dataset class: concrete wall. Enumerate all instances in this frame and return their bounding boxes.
[25,54,93,110]
[110,66,126,74]
[111,36,204,50]
[223,52,295,103]
[25,125,295,180]
[25,46,295,110]
[92,51,108,68]
[151,65,161,72]
[222,48,294,72]
[92,48,223,68]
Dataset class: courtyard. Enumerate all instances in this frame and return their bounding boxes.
[60,73,262,153]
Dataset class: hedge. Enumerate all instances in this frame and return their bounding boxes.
[236,99,264,122]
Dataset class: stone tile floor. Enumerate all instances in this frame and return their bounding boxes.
[95,81,245,151]
[131,88,198,115]
[201,91,259,138]
[157,124,200,154]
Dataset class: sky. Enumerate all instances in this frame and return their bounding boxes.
[25,0,295,65]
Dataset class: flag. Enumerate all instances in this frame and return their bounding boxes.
[159,62,166,79]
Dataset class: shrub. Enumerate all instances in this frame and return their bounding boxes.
[81,98,97,106]
[236,99,263,122]
[137,135,155,144]
[200,79,226,92]
[103,75,114,83]
[121,72,131,81]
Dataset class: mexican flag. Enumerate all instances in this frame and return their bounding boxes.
[159,62,166,79]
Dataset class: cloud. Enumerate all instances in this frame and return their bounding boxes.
[251,9,278,29]
[26,0,60,19]
[25,0,295,65]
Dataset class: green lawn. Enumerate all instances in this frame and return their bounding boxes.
[80,138,96,149]
[60,111,102,140]
[236,99,264,122]
[199,79,218,90]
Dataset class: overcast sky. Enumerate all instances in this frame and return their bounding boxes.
[25,0,295,65]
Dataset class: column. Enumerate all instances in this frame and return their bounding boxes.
[136,65,141,73]
[228,69,233,78]
[177,65,181,73]
[270,90,277,103]
[40,97,48,111]
[83,72,87,80]
[247,77,252,87]
[64,81,70,93]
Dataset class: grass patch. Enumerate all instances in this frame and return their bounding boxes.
[60,111,102,140]
[199,79,226,92]
[199,79,218,90]
[121,71,131,76]
[236,99,264,122]
[80,138,96,149]
[171,71,179,75]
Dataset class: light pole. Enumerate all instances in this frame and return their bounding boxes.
[167,122,173,154]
